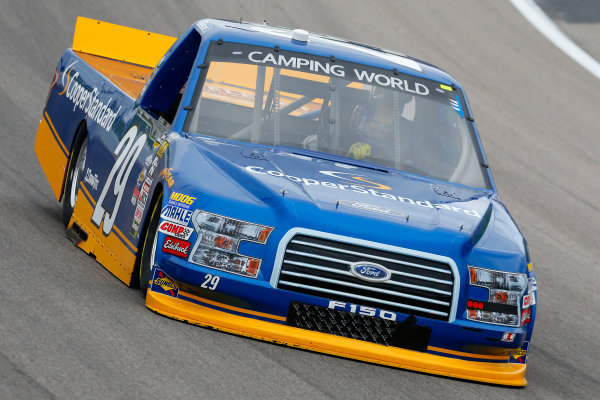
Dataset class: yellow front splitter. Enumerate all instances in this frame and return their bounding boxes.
[146,291,527,386]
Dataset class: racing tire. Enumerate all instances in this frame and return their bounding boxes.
[138,193,162,296]
[62,127,88,228]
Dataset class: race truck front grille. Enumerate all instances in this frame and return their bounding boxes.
[274,233,457,322]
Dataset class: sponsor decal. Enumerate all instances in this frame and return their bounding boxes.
[129,175,152,238]
[522,293,535,309]
[130,219,141,236]
[156,141,169,158]
[349,262,391,282]
[168,192,196,209]
[521,308,532,326]
[144,154,153,167]
[129,203,145,238]
[134,204,144,221]
[319,170,391,190]
[162,236,191,258]
[195,22,212,33]
[131,186,140,206]
[158,221,193,241]
[432,186,459,200]
[131,168,146,205]
[58,61,121,132]
[150,268,179,297]
[159,168,175,188]
[245,166,481,218]
[138,168,146,185]
[501,332,516,342]
[83,168,99,191]
[130,175,153,238]
[148,156,159,176]
[449,95,465,119]
[161,204,193,225]
[246,52,429,95]
[509,341,529,364]
[339,200,409,219]
[138,182,151,205]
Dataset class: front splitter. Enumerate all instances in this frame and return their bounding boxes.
[146,290,527,386]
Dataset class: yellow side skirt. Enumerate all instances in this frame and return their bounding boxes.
[146,291,527,386]
[34,113,69,201]
[69,184,138,285]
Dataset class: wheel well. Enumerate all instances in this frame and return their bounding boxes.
[60,120,88,202]
[130,182,164,288]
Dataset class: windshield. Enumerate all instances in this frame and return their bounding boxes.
[184,42,490,189]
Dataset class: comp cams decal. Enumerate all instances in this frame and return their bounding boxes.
[158,221,193,241]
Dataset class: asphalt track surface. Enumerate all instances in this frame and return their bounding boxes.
[1,1,599,399]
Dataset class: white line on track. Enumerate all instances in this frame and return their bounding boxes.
[510,0,600,80]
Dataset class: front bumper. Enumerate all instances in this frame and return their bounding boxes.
[146,275,529,386]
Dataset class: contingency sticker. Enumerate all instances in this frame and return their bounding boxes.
[508,341,529,364]
[161,204,193,225]
[150,268,179,298]
[449,95,465,119]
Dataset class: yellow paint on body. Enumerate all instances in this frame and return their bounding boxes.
[146,291,528,386]
[72,16,176,68]
[34,113,69,201]
[69,184,138,285]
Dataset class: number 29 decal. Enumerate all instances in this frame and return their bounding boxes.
[92,126,147,235]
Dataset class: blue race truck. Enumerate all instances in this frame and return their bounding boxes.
[35,17,537,385]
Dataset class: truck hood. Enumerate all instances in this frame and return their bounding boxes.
[180,136,501,255]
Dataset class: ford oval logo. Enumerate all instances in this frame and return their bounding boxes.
[349,262,391,282]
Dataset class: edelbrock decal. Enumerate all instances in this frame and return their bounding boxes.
[162,236,191,258]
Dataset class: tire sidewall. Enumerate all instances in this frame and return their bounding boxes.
[62,127,87,227]
[139,193,162,295]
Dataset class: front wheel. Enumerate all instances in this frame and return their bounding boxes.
[62,131,88,227]
[138,193,162,295]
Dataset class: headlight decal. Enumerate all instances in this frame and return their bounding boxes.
[467,266,528,327]
[188,209,273,278]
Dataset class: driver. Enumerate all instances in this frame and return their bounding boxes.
[347,88,413,165]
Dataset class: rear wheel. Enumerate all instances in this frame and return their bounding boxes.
[62,129,88,227]
[138,193,162,296]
